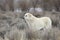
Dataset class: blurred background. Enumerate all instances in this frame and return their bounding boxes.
[0,0,60,40]
[0,0,60,12]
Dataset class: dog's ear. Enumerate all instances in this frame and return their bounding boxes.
[28,14,32,17]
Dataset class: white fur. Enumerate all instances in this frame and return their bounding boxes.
[24,13,52,32]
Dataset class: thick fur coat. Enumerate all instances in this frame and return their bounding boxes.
[24,13,52,32]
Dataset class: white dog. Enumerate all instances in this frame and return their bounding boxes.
[24,13,52,32]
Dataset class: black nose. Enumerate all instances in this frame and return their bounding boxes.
[23,17,24,19]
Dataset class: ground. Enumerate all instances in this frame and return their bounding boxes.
[0,11,60,40]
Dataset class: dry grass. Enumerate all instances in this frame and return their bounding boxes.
[0,11,60,40]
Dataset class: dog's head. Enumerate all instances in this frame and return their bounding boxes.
[24,13,33,20]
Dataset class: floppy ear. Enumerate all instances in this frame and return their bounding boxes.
[28,14,32,17]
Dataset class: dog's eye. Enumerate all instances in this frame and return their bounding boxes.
[25,15,27,17]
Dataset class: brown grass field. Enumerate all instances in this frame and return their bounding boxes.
[0,11,60,40]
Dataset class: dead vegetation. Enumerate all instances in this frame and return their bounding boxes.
[0,11,60,40]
